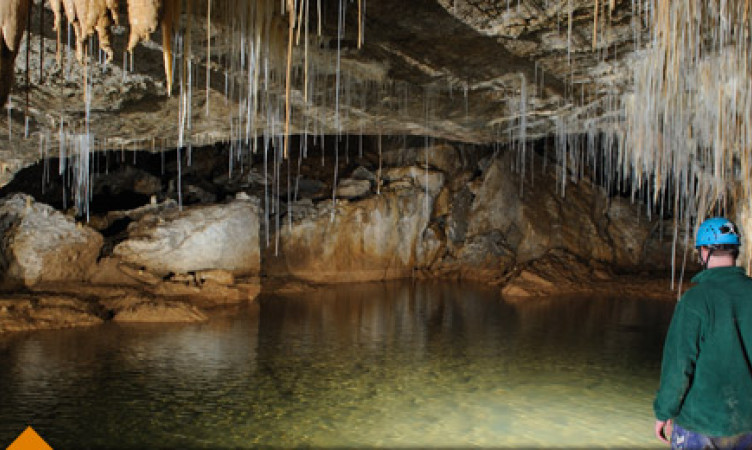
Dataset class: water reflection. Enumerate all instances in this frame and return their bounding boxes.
[0,282,674,448]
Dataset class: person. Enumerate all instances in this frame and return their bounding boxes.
[654,217,752,449]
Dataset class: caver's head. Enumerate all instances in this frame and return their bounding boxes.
[695,217,741,268]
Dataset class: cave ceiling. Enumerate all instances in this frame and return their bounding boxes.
[0,0,646,184]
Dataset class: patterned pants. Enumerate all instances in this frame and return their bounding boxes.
[671,423,752,450]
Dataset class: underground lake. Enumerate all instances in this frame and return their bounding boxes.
[0,280,676,448]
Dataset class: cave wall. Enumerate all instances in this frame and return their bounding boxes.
[0,136,685,291]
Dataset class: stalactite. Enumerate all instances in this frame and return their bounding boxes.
[126,0,159,53]
[205,0,211,114]
[357,0,363,48]
[163,0,181,96]
[592,0,599,50]
[283,0,295,159]
[85,0,119,62]
[50,0,63,64]
[0,0,30,108]
[25,0,31,113]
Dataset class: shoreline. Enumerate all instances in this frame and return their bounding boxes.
[0,273,684,335]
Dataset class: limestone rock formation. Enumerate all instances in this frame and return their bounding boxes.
[126,0,180,95]
[265,167,445,283]
[465,152,620,265]
[0,285,215,333]
[113,197,261,276]
[0,193,103,287]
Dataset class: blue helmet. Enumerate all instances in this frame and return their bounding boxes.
[695,217,741,248]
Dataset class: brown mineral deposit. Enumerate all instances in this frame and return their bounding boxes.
[126,0,160,53]
[61,0,118,63]
[83,0,119,62]
[160,0,181,96]
[127,0,179,95]
[0,0,30,106]
[60,0,84,61]
[49,0,64,63]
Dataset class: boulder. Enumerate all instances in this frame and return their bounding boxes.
[0,194,103,287]
[113,197,261,276]
[350,166,377,183]
[335,178,372,199]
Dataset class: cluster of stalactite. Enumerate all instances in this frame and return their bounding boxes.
[0,0,308,102]
[47,0,183,95]
[616,0,752,268]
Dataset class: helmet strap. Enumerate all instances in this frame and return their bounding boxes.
[700,247,715,270]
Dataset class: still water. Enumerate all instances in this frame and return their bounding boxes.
[0,281,675,448]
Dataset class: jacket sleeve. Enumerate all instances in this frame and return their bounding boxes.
[653,293,705,421]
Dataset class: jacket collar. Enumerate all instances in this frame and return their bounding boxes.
[691,266,745,284]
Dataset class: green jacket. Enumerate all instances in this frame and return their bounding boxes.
[654,266,752,437]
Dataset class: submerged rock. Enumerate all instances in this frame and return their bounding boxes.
[0,294,103,333]
[0,194,103,287]
[101,294,208,323]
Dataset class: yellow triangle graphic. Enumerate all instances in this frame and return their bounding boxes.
[6,426,53,450]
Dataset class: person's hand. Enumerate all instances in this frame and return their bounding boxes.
[655,419,672,444]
